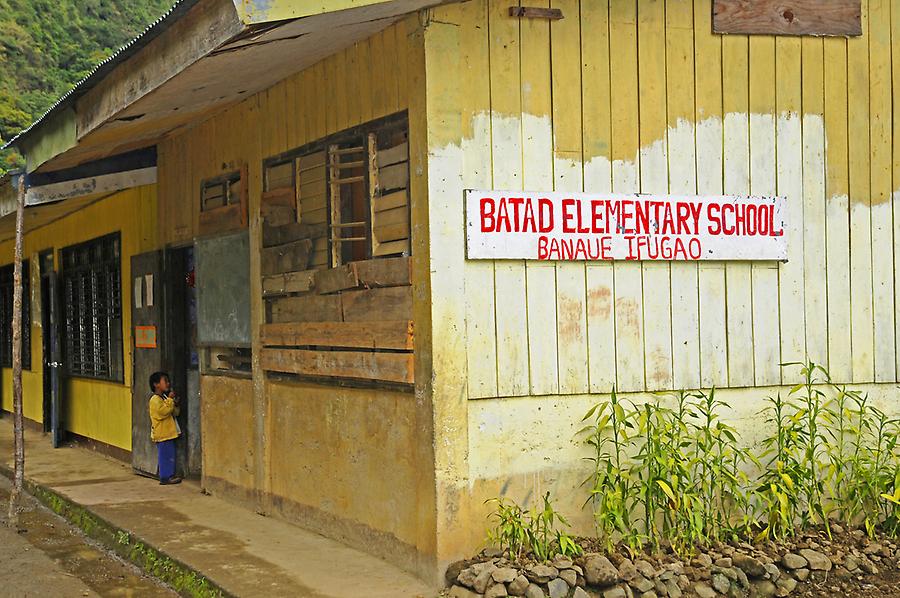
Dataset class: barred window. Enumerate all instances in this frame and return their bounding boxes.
[61,234,123,381]
[0,260,31,370]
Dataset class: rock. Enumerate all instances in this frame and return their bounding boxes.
[494,568,519,584]
[843,555,859,572]
[833,566,852,580]
[775,576,797,597]
[526,564,559,584]
[475,566,499,593]
[864,543,882,555]
[792,569,809,582]
[763,563,780,581]
[733,554,767,578]
[573,589,590,598]
[750,580,776,598]
[694,554,713,568]
[449,586,481,598]
[457,566,479,588]
[484,547,506,558]
[798,549,832,572]
[570,565,584,576]
[780,554,807,570]
[859,559,879,575]
[450,586,482,598]
[831,523,845,535]
[639,592,657,598]
[629,576,654,593]
[692,582,717,598]
[548,578,569,598]
[553,555,574,570]
[635,560,656,578]
[619,559,639,581]
[715,566,738,581]
[603,587,627,598]
[525,584,546,598]
[447,561,470,585]
[508,575,530,596]
[712,573,731,594]
[715,558,734,568]
[559,569,578,587]
[584,554,621,587]
[665,579,682,598]
[486,584,509,598]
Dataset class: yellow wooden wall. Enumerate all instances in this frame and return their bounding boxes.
[426,0,900,399]
[157,21,410,244]
[155,19,432,576]
[0,185,158,450]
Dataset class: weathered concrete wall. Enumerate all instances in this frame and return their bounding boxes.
[0,185,158,450]
[200,375,256,495]
[264,380,423,573]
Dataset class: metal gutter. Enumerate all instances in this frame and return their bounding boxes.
[3,0,201,151]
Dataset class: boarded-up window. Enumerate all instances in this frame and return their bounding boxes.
[262,114,411,269]
[199,168,248,236]
[260,114,413,386]
[713,0,862,37]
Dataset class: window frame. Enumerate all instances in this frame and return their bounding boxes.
[262,112,411,269]
[60,232,124,383]
[0,260,31,370]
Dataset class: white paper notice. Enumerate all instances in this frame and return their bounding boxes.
[144,274,154,307]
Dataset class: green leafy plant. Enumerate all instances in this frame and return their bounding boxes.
[485,492,582,561]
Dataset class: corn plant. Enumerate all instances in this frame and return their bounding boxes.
[783,361,832,534]
[485,492,582,561]
[580,388,643,552]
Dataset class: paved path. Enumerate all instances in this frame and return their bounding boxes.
[0,474,175,597]
[0,419,434,598]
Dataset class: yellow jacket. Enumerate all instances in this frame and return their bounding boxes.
[149,394,180,442]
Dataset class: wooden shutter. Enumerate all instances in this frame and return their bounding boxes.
[367,132,410,257]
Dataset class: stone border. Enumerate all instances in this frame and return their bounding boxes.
[447,529,900,598]
[0,465,231,598]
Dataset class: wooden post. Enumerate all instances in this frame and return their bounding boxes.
[7,174,25,528]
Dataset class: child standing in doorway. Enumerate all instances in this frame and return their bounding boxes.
[148,371,182,485]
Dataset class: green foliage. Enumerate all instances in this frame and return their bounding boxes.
[486,492,582,561]
[580,388,753,556]
[0,0,173,173]
[579,360,900,555]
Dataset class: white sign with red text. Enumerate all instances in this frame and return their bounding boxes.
[465,190,787,261]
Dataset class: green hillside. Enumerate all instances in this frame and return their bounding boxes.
[0,0,174,173]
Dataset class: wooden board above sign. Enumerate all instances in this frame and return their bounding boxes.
[713,0,862,37]
[465,190,788,262]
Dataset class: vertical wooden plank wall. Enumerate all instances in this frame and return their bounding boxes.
[156,22,410,247]
[450,0,900,399]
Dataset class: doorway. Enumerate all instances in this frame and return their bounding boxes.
[130,246,200,478]
[39,249,64,447]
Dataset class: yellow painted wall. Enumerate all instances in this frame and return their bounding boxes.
[156,19,433,577]
[0,185,158,450]
[417,0,900,569]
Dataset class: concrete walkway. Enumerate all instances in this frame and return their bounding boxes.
[0,419,433,598]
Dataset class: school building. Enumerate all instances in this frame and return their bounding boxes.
[1,0,898,585]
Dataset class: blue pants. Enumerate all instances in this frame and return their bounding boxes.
[157,439,176,480]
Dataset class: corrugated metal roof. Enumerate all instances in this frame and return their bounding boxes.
[3,0,200,151]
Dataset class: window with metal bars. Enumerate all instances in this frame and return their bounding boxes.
[61,233,123,381]
[0,260,31,369]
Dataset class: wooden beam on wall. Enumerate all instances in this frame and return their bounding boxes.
[713,0,862,37]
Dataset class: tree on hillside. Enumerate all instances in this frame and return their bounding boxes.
[0,0,173,174]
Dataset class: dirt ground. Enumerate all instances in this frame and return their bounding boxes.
[0,476,176,598]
